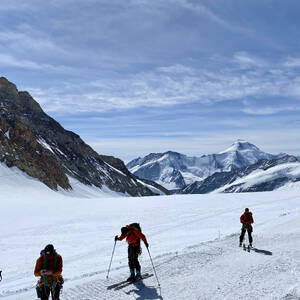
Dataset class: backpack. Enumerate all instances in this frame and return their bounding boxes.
[244,212,251,223]
[129,223,142,252]
[129,223,142,232]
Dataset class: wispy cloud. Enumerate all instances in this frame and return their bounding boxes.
[157,64,195,75]
[283,57,300,68]
[242,106,300,115]
[0,53,73,73]
[24,52,300,114]
[0,30,64,53]
[233,52,267,68]
[0,1,32,11]
[169,0,252,35]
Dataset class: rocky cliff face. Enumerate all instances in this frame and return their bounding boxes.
[0,77,164,196]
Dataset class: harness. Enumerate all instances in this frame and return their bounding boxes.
[42,253,58,300]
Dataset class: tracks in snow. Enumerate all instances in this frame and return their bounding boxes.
[2,232,300,299]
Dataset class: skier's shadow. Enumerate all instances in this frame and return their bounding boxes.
[125,281,163,300]
[252,248,272,255]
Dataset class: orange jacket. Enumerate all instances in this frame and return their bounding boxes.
[34,253,63,284]
[240,212,254,227]
[118,225,148,247]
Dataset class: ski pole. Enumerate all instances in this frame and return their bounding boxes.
[0,270,2,282]
[146,248,161,287]
[106,240,117,279]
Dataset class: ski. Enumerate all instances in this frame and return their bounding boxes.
[114,273,154,290]
[242,244,251,252]
[107,273,153,290]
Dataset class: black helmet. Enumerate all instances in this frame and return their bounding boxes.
[121,227,129,235]
[44,244,55,255]
[245,208,249,212]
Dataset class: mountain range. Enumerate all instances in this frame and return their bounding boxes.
[127,140,283,190]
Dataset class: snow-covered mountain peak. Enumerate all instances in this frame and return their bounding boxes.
[219,139,260,154]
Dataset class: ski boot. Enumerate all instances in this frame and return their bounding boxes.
[135,270,142,280]
[127,269,135,282]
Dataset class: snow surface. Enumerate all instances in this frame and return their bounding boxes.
[1,166,300,299]
[215,162,300,193]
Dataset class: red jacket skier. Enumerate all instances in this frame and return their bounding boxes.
[239,208,254,247]
[115,223,149,281]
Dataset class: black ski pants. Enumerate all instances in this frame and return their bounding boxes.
[240,225,253,244]
[39,284,61,300]
[128,245,141,272]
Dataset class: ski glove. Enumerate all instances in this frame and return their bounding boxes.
[145,242,149,248]
[114,235,118,241]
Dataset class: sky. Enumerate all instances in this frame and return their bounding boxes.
[0,0,300,161]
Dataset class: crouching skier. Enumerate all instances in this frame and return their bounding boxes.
[239,208,254,247]
[115,223,149,281]
[34,244,63,300]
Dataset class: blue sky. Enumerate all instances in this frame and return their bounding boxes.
[1,0,300,160]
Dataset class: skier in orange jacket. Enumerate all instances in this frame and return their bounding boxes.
[115,223,149,281]
[34,244,63,300]
[239,208,254,247]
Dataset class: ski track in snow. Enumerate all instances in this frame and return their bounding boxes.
[3,232,300,299]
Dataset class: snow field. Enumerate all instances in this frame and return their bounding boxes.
[0,167,300,299]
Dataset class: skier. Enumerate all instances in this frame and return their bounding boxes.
[34,244,63,300]
[115,223,149,281]
[239,208,254,247]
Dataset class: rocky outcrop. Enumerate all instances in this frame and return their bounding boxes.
[0,77,166,196]
[100,154,171,195]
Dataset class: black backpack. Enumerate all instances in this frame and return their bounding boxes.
[244,212,251,223]
[129,223,142,232]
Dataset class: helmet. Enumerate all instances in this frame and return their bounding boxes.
[121,227,129,235]
[44,244,55,255]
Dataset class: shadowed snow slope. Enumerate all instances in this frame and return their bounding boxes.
[0,162,124,198]
[1,183,300,299]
